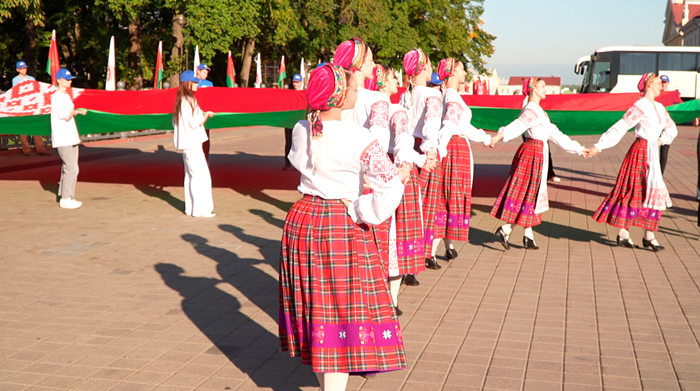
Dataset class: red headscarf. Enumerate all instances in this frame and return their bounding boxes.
[437,58,456,81]
[638,72,656,93]
[364,65,386,91]
[334,38,367,72]
[522,77,539,96]
[403,49,428,77]
[306,63,348,140]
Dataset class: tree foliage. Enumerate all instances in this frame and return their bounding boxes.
[0,0,495,90]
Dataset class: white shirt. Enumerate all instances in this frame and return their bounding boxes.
[12,75,35,87]
[289,120,404,225]
[344,88,392,151]
[388,104,426,167]
[438,88,492,159]
[401,85,442,154]
[50,91,81,148]
[173,98,208,151]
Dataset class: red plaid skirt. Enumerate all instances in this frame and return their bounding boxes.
[593,138,662,231]
[441,135,473,242]
[491,139,544,227]
[420,159,447,258]
[279,195,406,373]
[395,166,425,275]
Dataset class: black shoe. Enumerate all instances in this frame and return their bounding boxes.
[642,238,665,252]
[523,236,539,250]
[425,257,441,270]
[445,248,458,260]
[616,235,634,248]
[402,274,420,286]
[495,227,510,250]
[395,306,403,316]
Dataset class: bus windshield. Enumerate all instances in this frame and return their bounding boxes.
[590,61,611,92]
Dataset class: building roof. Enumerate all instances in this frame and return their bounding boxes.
[670,2,700,25]
[507,77,561,86]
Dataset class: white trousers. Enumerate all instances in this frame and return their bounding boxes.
[182,148,214,216]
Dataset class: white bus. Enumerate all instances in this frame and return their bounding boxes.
[575,46,700,99]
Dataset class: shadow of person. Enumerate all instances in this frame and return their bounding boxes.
[249,209,286,230]
[134,184,185,213]
[39,180,59,202]
[534,220,611,246]
[155,262,314,390]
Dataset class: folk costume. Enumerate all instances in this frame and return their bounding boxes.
[592,73,677,251]
[278,64,407,376]
[491,77,585,249]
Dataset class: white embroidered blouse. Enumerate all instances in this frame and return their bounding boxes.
[400,85,442,154]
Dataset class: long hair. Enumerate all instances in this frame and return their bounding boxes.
[173,81,197,123]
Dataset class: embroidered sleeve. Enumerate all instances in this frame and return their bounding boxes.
[369,101,390,130]
[360,140,398,183]
[622,105,644,127]
[659,109,678,146]
[425,96,442,119]
[443,102,464,126]
[519,108,539,127]
[391,110,409,135]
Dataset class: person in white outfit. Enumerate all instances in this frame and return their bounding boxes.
[51,68,87,209]
[172,70,216,217]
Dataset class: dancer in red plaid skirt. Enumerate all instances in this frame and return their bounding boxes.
[490,77,586,250]
[366,63,427,310]
[400,48,442,269]
[434,58,493,256]
[279,64,407,390]
[586,73,677,251]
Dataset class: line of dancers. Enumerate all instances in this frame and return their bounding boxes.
[278,38,678,390]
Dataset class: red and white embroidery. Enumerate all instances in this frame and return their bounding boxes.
[425,96,441,119]
[360,140,398,183]
[0,81,82,117]
[664,111,674,129]
[443,102,464,125]
[391,110,409,135]
[369,101,390,130]
[623,105,644,126]
[519,108,538,126]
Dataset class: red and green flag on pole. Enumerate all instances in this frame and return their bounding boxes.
[226,51,236,88]
[154,41,164,89]
[46,30,60,84]
[278,55,286,88]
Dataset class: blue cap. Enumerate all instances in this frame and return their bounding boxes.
[660,75,670,83]
[430,72,443,85]
[180,70,202,83]
[16,61,27,69]
[315,62,328,69]
[197,64,210,70]
[292,74,303,82]
[56,68,75,80]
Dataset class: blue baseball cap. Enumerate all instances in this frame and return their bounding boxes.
[660,75,670,83]
[180,70,201,83]
[430,72,443,85]
[197,64,210,70]
[16,61,27,69]
[56,69,75,80]
[292,74,303,82]
[315,62,328,69]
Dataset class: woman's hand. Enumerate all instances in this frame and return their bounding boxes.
[489,133,503,148]
[74,109,87,116]
[657,139,663,146]
[584,146,599,159]
[340,199,352,208]
[398,163,411,185]
[204,111,215,119]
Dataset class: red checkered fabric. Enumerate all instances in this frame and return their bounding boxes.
[441,136,473,241]
[395,165,426,275]
[491,139,544,227]
[279,195,406,373]
[420,160,447,258]
[593,138,662,231]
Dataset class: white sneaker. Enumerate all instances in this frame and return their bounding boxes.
[59,198,82,209]
[192,213,216,218]
[551,176,561,183]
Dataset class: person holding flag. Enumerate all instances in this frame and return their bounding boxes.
[195,64,214,159]
[13,60,49,156]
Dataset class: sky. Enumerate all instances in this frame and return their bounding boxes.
[481,0,668,85]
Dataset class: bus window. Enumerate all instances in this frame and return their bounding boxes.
[591,61,611,92]
[659,53,696,71]
[620,53,656,75]
[580,62,591,93]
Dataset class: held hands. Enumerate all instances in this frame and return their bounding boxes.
[582,147,599,159]
[489,133,504,148]
[397,162,412,185]
[340,199,352,208]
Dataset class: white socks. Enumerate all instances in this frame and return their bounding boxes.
[524,227,534,240]
[389,277,401,306]
[644,230,660,245]
[501,224,512,236]
[618,228,630,239]
[316,373,349,391]
[431,238,441,257]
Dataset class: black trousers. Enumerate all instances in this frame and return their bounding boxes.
[284,128,293,167]
[660,144,670,175]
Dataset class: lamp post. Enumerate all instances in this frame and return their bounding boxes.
[176,15,187,72]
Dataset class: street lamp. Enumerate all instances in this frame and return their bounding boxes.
[176,16,187,71]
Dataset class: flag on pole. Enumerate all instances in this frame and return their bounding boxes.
[300,58,306,88]
[154,41,164,89]
[46,30,60,84]
[255,53,262,88]
[193,45,200,71]
[278,55,286,88]
[106,36,116,91]
[226,51,236,88]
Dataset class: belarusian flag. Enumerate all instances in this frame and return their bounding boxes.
[226,51,236,87]
[278,55,286,88]
[46,30,60,84]
[106,36,116,91]
[154,41,164,89]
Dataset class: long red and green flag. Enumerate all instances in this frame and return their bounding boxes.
[46,30,60,84]
[226,51,235,88]
[154,41,164,90]
[278,55,286,88]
